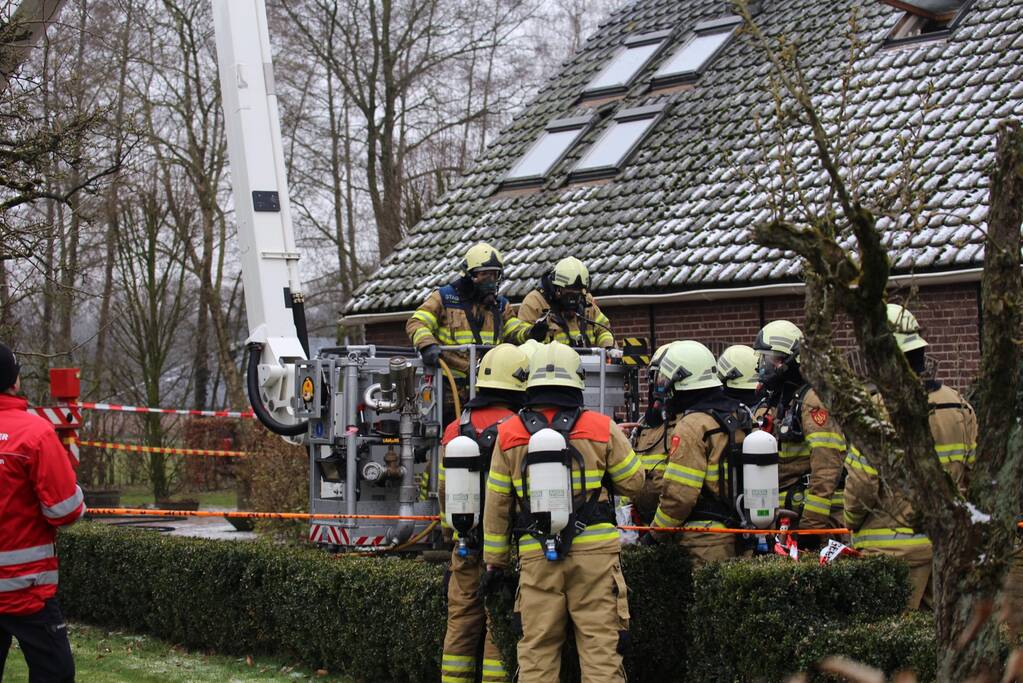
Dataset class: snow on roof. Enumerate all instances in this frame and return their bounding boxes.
[346,0,1022,314]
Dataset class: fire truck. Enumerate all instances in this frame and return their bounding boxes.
[211,0,643,551]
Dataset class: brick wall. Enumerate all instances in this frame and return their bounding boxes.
[363,282,981,393]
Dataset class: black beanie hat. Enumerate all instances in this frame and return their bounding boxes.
[0,343,19,392]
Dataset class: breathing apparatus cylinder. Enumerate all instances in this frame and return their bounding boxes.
[527,428,573,560]
[741,429,779,529]
[444,435,482,557]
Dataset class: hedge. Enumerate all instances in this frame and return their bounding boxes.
[687,555,912,682]
[57,523,933,682]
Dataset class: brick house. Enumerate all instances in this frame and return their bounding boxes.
[342,0,1022,393]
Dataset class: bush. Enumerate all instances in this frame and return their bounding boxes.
[688,555,911,682]
[58,523,445,681]
[795,612,937,682]
[57,524,928,682]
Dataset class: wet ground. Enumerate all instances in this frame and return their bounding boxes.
[94,508,258,541]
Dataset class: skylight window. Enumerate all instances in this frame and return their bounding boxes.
[651,16,740,88]
[502,116,593,187]
[882,0,969,45]
[583,30,671,97]
[570,104,666,181]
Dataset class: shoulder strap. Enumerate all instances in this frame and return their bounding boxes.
[438,284,463,309]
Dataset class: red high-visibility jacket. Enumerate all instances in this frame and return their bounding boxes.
[0,393,85,615]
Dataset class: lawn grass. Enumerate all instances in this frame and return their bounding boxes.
[2,622,353,682]
[118,486,237,510]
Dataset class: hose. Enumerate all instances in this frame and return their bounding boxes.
[246,344,307,437]
[438,358,462,416]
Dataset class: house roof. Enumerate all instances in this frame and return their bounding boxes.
[345,0,1023,316]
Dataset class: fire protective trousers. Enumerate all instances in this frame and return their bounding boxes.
[442,550,508,683]
[515,551,629,683]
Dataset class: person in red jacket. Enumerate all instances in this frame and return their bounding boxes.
[0,342,83,682]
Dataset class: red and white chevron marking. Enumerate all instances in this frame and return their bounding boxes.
[308,524,386,547]
[71,402,254,419]
[29,405,81,428]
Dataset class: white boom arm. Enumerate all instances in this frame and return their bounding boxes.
[212,0,306,432]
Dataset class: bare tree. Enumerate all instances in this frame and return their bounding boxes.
[734,3,1023,678]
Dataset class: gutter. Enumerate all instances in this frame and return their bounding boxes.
[337,267,984,326]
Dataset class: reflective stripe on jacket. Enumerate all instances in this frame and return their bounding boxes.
[406,286,528,375]
[482,408,644,566]
[844,383,976,559]
[514,290,615,348]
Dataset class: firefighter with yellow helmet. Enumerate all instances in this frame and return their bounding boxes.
[482,342,644,682]
[753,320,846,547]
[630,342,685,522]
[406,243,529,376]
[439,344,529,683]
[515,257,615,349]
[641,341,750,565]
[717,344,760,410]
[843,304,977,609]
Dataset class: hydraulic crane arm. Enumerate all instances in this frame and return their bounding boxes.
[211,0,307,436]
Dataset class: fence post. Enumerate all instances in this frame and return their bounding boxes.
[48,368,82,469]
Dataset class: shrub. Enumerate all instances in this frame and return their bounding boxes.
[795,612,937,682]
[688,555,911,682]
[57,524,927,682]
[58,523,445,681]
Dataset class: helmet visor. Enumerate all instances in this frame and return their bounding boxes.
[755,350,788,382]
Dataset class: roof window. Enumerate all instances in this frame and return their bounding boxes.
[651,16,740,89]
[582,30,672,98]
[882,0,971,46]
[502,116,593,188]
[569,104,666,182]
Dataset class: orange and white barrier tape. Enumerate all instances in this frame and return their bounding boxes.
[88,508,439,521]
[75,439,250,458]
[72,402,255,419]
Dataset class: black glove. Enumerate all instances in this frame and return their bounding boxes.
[528,319,550,342]
[796,532,822,552]
[479,566,505,596]
[639,532,659,547]
[420,344,442,368]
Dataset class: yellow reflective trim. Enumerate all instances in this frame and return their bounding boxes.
[518,523,618,552]
[663,463,704,488]
[610,453,642,482]
[806,434,846,450]
[779,443,810,459]
[443,676,473,682]
[443,653,476,663]
[653,507,682,528]
[803,493,831,516]
[411,309,438,326]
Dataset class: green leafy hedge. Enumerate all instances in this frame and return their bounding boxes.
[56,523,934,682]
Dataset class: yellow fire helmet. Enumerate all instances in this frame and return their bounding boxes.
[649,341,681,378]
[717,345,759,390]
[476,343,530,392]
[517,339,545,363]
[658,340,722,392]
[753,320,803,360]
[526,341,585,390]
[460,242,504,276]
[550,256,590,290]
[886,304,928,353]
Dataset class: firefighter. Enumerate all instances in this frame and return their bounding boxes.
[642,341,749,565]
[717,344,760,410]
[515,257,615,349]
[482,342,644,682]
[406,243,529,377]
[630,342,684,522]
[439,344,529,683]
[754,320,846,547]
[0,342,83,682]
[844,304,978,610]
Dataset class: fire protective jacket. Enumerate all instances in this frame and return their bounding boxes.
[630,414,682,520]
[482,408,644,567]
[844,382,977,553]
[0,393,85,615]
[767,387,847,529]
[514,290,615,349]
[406,280,528,376]
[650,409,747,539]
